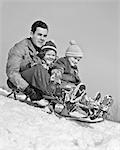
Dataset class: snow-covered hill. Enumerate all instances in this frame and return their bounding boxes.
[0,88,120,150]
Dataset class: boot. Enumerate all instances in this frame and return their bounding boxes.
[23,85,42,101]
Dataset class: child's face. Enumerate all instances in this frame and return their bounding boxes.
[68,56,81,67]
[44,50,56,65]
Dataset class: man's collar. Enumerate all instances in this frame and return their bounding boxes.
[27,38,41,54]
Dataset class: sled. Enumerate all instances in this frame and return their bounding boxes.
[0,87,113,122]
[54,111,104,123]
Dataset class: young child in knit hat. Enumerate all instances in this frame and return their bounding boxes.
[50,40,88,116]
[51,40,83,88]
[38,40,57,70]
[50,40,113,119]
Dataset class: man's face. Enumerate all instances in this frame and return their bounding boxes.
[31,27,48,48]
[68,56,81,67]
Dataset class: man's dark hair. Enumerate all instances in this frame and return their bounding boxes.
[31,20,48,33]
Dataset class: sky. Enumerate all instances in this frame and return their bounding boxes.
[0,0,120,121]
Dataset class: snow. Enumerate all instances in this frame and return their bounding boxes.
[0,88,120,150]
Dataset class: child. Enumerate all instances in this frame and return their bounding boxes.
[50,40,87,115]
[50,40,113,119]
[51,40,83,87]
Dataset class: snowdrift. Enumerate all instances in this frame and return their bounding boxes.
[0,88,120,150]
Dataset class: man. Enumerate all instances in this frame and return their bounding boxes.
[6,20,50,101]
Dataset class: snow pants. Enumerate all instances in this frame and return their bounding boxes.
[21,64,53,96]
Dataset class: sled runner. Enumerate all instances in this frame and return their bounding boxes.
[54,110,104,123]
[53,101,104,123]
[66,115,104,123]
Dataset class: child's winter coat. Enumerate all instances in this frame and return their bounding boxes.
[51,56,81,88]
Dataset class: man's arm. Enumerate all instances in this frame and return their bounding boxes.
[6,43,29,91]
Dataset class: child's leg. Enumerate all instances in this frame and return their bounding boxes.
[94,92,101,101]
[100,95,113,116]
[70,83,86,103]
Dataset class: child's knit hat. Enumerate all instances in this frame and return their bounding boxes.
[65,40,83,58]
[41,40,57,53]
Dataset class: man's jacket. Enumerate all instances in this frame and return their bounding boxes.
[6,38,42,90]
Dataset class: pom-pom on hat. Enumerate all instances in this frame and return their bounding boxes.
[41,40,57,53]
[65,40,83,58]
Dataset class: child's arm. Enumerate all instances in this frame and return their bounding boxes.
[50,57,65,84]
[50,68,64,84]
